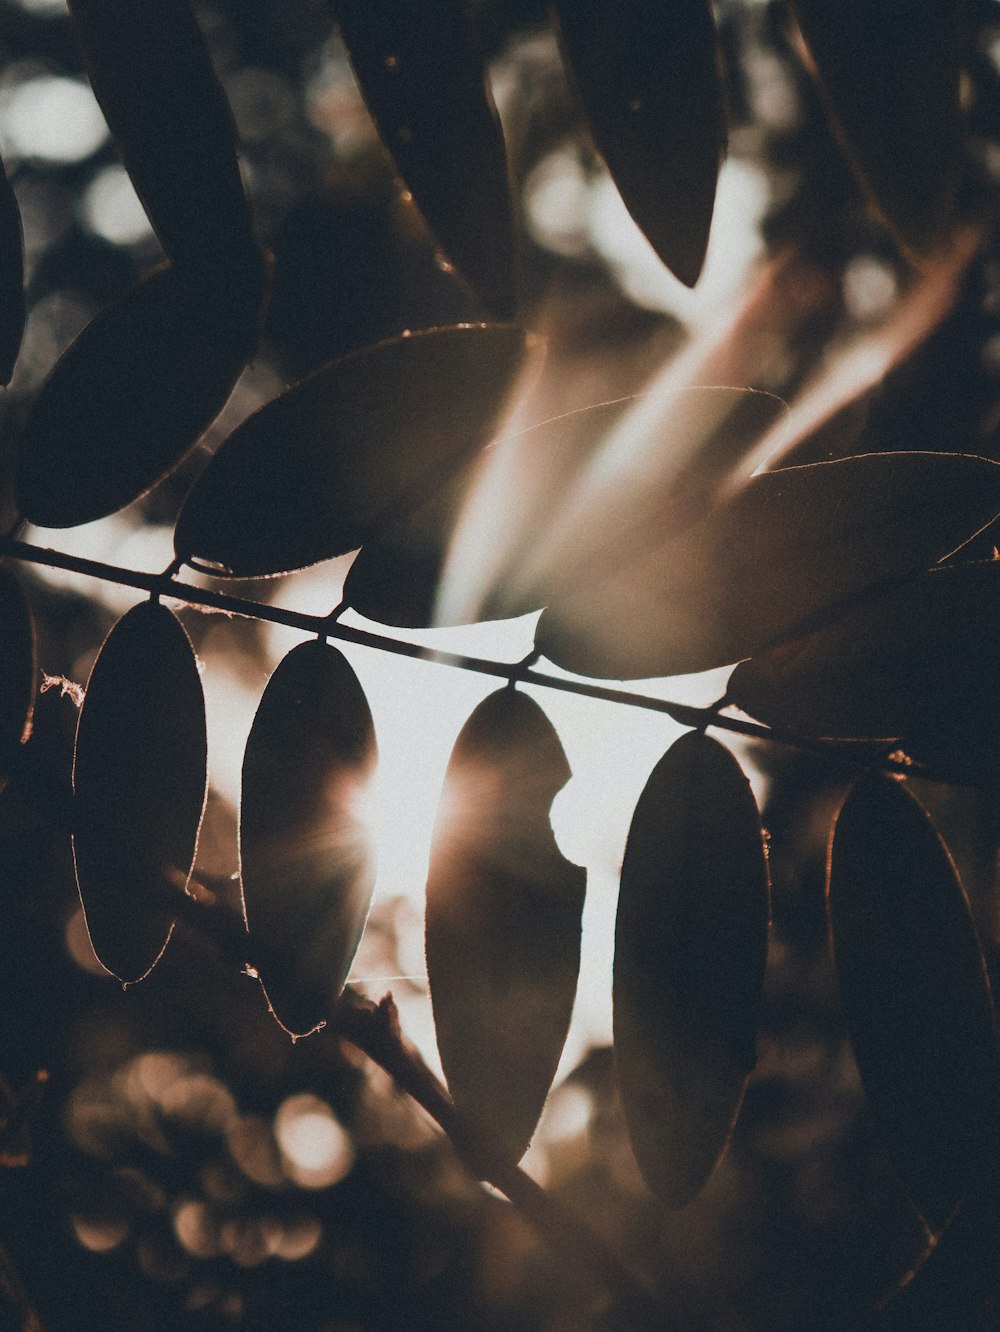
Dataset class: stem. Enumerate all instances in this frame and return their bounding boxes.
[0,536,917,776]
[334,990,663,1323]
[0,1238,45,1332]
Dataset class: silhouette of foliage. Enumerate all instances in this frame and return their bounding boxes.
[0,0,999,1327]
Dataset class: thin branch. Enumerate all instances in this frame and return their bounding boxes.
[0,536,915,776]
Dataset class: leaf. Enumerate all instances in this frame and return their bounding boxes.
[0,566,35,793]
[729,561,1000,766]
[240,640,378,1037]
[336,0,517,318]
[15,266,248,529]
[67,0,266,353]
[174,323,532,577]
[790,0,963,255]
[425,688,585,1165]
[536,451,1000,679]
[827,774,1000,1231]
[614,730,769,1208]
[72,600,207,984]
[553,0,724,287]
[0,154,25,386]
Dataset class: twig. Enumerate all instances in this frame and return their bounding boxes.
[0,536,926,778]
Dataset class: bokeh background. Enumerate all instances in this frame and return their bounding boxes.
[2,1,1000,1327]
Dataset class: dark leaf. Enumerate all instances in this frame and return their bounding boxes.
[790,0,963,255]
[73,600,207,983]
[16,266,248,529]
[174,323,532,577]
[614,730,769,1208]
[68,0,266,353]
[336,0,517,318]
[729,562,1000,783]
[240,640,378,1037]
[0,154,25,385]
[425,688,585,1165]
[827,774,1000,1230]
[0,566,35,792]
[553,0,724,287]
[536,451,1000,678]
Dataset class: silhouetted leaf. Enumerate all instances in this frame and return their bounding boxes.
[175,323,531,577]
[791,0,962,254]
[240,640,377,1038]
[828,774,1000,1230]
[614,730,769,1208]
[0,566,35,792]
[73,600,207,984]
[336,0,517,318]
[16,266,248,529]
[0,154,24,386]
[553,0,724,287]
[729,562,1000,776]
[536,452,1000,678]
[68,0,266,353]
[425,688,585,1165]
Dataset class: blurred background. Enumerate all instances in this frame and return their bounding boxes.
[2,0,1000,1327]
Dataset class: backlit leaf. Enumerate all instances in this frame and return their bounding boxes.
[73,600,207,983]
[68,0,266,353]
[336,0,517,318]
[425,688,585,1165]
[0,154,24,386]
[16,266,247,529]
[828,774,1000,1230]
[791,0,962,255]
[553,0,724,287]
[174,323,531,577]
[240,640,377,1038]
[536,451,1000,678]
[614,730,769,1208]
[0,566,35,793]
[729,562,1000,778]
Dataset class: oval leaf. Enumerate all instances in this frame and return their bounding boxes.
[240,640,377,1038]
[536,451,1000,679]
[68,0,265,352]
[425,688,585,1165]
[828,774,1000,1230]
[614,730,769,1208]
[73,600,207,983]
[553,0,724,287]
[336,0,517,318]
[175,323,532,577]
[0,154,25,386]
[16,267,247,529]
[730,561,1000,764]
[791,0,963,255]
[0,567,35,792]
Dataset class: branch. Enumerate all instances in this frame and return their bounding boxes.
[0,536,924,777]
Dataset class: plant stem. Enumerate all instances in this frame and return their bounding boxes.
[0,535,910,774]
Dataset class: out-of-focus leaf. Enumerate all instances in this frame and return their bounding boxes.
[0,154,25,385]
[536,452,1000,679]
[174,323,532,577]
[729,562,1000,782]
[73,600,207,984]
[828,774,1000,1231]
[614,730,769,1208]
[336,0,516,318]
[791,0,962,255]
[67,0,266,353]
[425,688,585,1165]
[16,267,248,529]
[0,566,35,792]
[240,640,377,1038]
[553,0,724,287]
